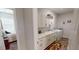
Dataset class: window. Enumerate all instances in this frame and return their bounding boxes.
[0,9,15,34]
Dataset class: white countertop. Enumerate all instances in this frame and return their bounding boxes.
[38,30,62,39]
[38,31,53,39]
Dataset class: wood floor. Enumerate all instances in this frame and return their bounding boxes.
[45,38,69,50]
[4,38,69,50]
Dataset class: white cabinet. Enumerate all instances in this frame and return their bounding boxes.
[37,34,56,50]
[36,37,48,50]
[55,31,63,40]
[47,34,56,46]
[37,30,63,50]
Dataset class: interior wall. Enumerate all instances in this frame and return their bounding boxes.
[23,8,38,50]
[38,9,57,30]
[74,9,79,49]
[32,9,38,49]
[77,23,79,49]
[57,12,74,38]
[14,8,38,50]
[14,8,26,50]
[57,11,79,49]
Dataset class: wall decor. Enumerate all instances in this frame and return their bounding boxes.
[67,20,71,23]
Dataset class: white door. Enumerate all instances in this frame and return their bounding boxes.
[0,20,5,50]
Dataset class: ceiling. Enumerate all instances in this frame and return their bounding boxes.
[49,8,74,14]
[39,8,74,14]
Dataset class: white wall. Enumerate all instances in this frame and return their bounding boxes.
[23,8,38,49]
[57,10,79,49]
[57,12,74,38]
[14,8,38,50]
[38,9,57,30]
[14,9,26,49]
[32,9,38,49]
[74,9,79,49]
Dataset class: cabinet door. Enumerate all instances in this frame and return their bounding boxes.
[36,37,48,50]
[47,34,56,45]
[36,39,43,50]
[41,37,48,49]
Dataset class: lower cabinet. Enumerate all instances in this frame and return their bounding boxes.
[36,34,56,50]
[48,34,56,45]
[36,30,63,50]
[36,37,48,50]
